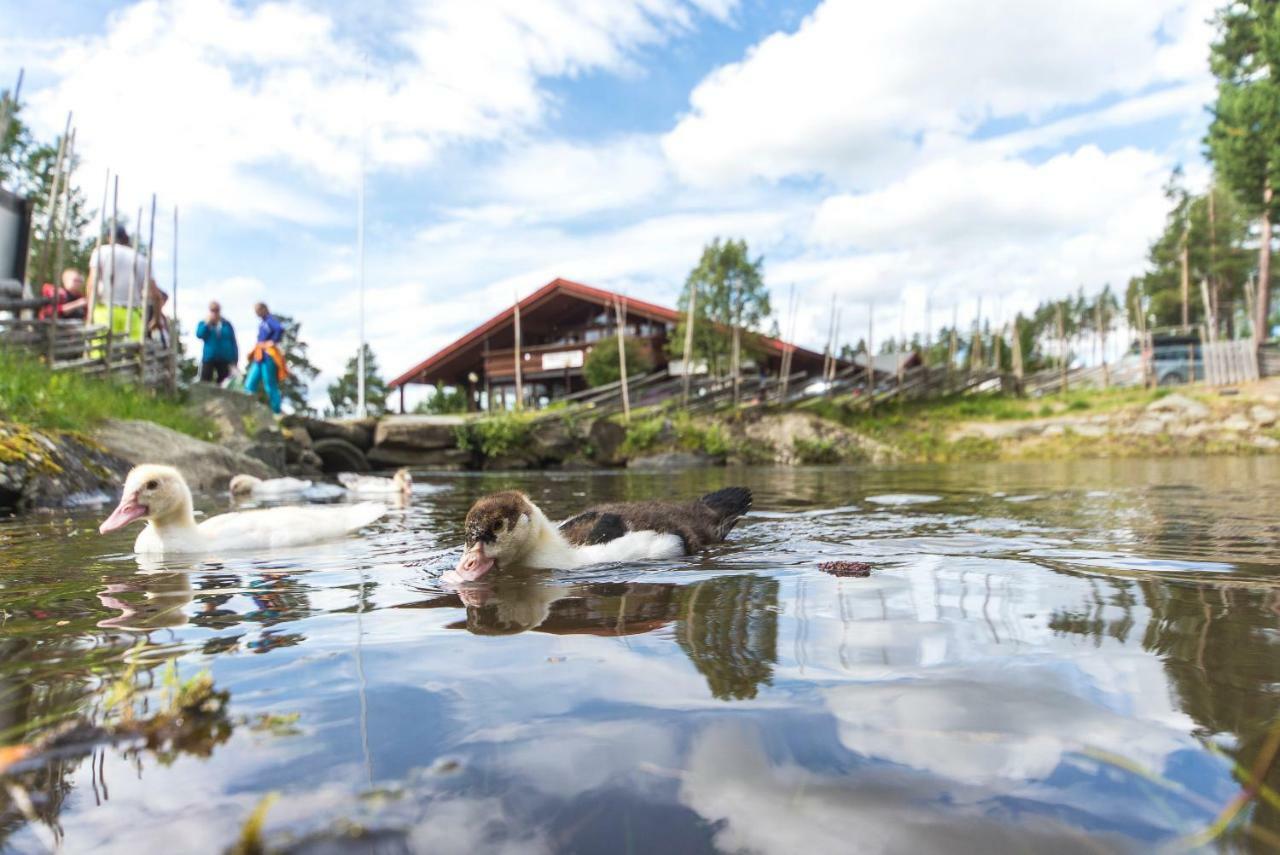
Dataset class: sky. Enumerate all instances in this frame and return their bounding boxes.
[1,0,1219,409]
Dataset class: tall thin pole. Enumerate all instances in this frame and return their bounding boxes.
[614,296,630,421]
[356,125,367,418]
[34,112,72,283]
[170,205,179,393]
[106,176,118,368]
[865,302,874,409]
[143,194,156,342]
[86,169,109,326]
[1180,222,1190,329]
[778,283,797,404]
[125,204,141,340]
[513,292,523,411]
[53,128,77,278]
[681,281,697,406]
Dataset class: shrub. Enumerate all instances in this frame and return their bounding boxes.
[792,436,842,464]
[455,412,533,458]
[621,415,666,455]
[583,337,655,388]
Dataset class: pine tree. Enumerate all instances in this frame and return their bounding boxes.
[326,343,389,416]
[668,238,772,376]
[1206,1,1280,338]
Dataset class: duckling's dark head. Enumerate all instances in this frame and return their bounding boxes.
[456,491,537,581]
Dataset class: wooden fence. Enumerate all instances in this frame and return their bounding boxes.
[0,310,175,388]
[1201,338,1259,387]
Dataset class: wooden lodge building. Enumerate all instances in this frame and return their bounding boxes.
[388,277,829,411]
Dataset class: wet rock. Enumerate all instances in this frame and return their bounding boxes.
[312,438,371,472]
[734,411,893,464]
[627,451,722,469]
[1071,423,1108,438]
[959,422,1043,441]
[373,415,463,451]
[1254,435,1280,450]
[1170,422,1210,439]
[1042,424,1065,437]
[0,423,131,512]
[282,415,375,450]
[483,452,536,470]
[588,418,627,466]
[189,384,286,471]
[1147,393,1210,420]
[1249,405,1277,427]
[529,418,581,461]
[94,419,277,492]
[366,445,471,470]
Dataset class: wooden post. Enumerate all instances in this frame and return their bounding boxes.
[86,169,110,328]
[1199,278,1216,344]
[865,302,874,410]
[681,280,697,407]
[1255,178,1272,347]
[399,385,405,414]
[512,293,523,411]
[1056,302,1067,393]
[169,205,178,394]
[1011,316,1025,393]
[34,112,71,283]
[1208,182,1218,336]
[1095,299,1110,389]
[140,194,156,382]
[105,176,119,371]
[778,283,796,404]
[614,296,630,422]
[822,294,837,398]
[52,128,76,282]
[124,204,142,341]
[731,294,743,407]
[1180,225,1190,329]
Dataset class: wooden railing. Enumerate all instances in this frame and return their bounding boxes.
[0,308,176,388]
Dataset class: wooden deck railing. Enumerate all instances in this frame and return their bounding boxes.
[0,306,176,389]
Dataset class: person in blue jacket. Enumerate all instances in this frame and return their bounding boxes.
[195,301,238,383]
[244,301,286,413]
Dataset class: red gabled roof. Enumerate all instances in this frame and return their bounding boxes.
[389,276,821,387]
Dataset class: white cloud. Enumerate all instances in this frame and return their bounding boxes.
[663,0,1215,187]
[21,0,738,224]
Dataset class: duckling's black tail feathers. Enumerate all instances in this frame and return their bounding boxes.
[699,486,753,540]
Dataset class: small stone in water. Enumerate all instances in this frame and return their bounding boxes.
[819,561,872,578]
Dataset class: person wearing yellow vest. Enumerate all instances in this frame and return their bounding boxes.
[244,302,287,413]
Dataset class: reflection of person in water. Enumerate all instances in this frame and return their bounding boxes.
[421,574,780,701]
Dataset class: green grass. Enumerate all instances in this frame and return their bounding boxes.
[0,348,214,439]
[621,410,735,457]
[801,386,1176,463]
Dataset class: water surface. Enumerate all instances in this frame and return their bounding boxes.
[2,458,1280,853]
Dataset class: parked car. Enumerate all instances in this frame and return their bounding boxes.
[1114,335,1204,386]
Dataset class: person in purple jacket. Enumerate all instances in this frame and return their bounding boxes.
[243,302,286,413]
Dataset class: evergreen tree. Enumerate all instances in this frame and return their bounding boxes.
[1206,1,1280,338]
[668,238,772,375]
[326,343,390,416]
[1,104,94,286]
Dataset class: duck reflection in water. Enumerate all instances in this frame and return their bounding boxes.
[416,573,780,701]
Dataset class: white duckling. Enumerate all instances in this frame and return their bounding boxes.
[100,464,386,555]
[338,468,413,496]
[229,474,313,499]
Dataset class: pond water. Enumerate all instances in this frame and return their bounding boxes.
[2,457,1280,853]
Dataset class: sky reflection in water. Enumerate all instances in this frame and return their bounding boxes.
[2,457,1279,853]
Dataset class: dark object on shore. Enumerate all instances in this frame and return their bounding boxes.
[819,561,872,577]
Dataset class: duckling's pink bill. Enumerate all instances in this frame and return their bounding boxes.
[453,546,496,582]
[100,497,147,534]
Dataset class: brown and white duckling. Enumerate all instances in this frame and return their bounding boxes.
[100,464,386,555]
[338,468,413,496]
[451,487,752,582]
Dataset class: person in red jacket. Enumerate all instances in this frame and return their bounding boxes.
[38,268,88,320]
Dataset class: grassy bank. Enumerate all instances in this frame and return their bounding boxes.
[0,349,213,439]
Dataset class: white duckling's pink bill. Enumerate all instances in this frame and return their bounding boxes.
[452,544,496,582]
[100,493,148,533]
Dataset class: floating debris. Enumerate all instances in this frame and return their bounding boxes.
[818,561,872,578]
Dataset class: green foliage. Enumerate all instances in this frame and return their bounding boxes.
[792,436,842,464]
[0,347,214,438]
[325,343,389,417]
[1126,169,1254,332]
[668,237,772,376]
[620,411,733,457]
[414,381,469,414]
[583,335,655,387]
[0,102,95,287]
[455,411,533,458]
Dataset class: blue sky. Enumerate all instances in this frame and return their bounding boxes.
[2,0,1217,407]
